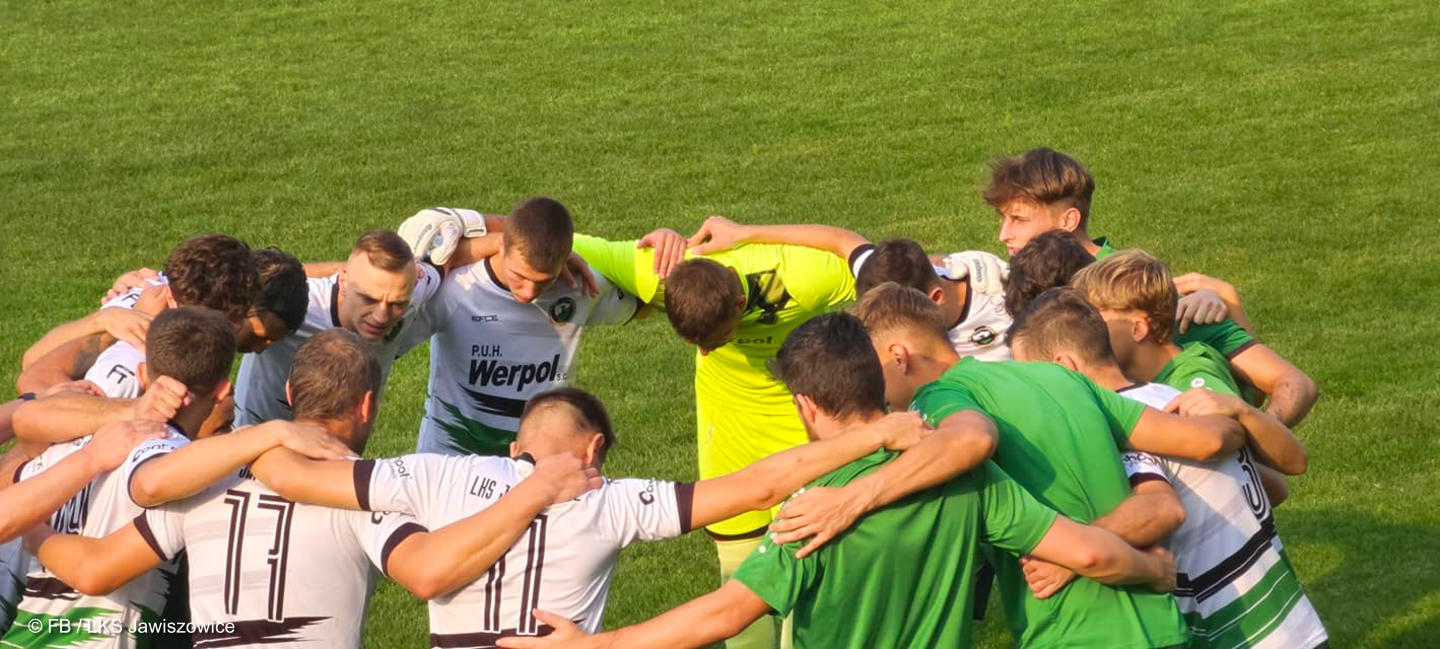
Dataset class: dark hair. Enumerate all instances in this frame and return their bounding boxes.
[772,313,887,419]
[851,282,951,344]
[145,306,237,394]
[288,328,382,421]
[984,148,1096,229]
[521,387,616,459]
[351,230,415,273]
[252,248,308,333]
[664,258,744,351]
[163,234,257,322]
[1007,287,1116,366]
[855,239,942,297]
[504,197,574,273]
[1004,230,1096,317]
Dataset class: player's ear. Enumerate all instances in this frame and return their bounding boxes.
[358,390,375,424]
[162,285,178,310]
[888,342,911,373]
[1132,316,1152,343]
[137,362,149,388]
[584,433,605,469]
[508,441,520,458]
[926,286,945,306]
[284,380,293,408]
[213,379,233,403]
[792,394,820,423]
[1053,352,1081,373]
[1058,206,1083,232]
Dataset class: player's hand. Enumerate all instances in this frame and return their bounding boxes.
[1144,546,1177,593]
[1174,289,1228,334]
[103,268,161,304]
[870,411,929,451]
[133,376,191,422]
[944,251,1008,297]
[560,253,599,298]
[1165,388,1244,419]
[1174,272,1239,302]
[96,307,153,350]
[398,208,465,266]
[770,486,866,559]
[267,420,357,461]
[83,420,168,472]
[686,215,751,257]
[1020,555,1076,600]
[496,610,592,648]
[43,380,105,399]
[531,453,603,503]
[636,228,687,278]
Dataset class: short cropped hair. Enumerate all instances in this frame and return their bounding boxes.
[1070,249,1177,342]
[504,197,574,273]
[855,239,942,297]
[351,230,414,273]
[1004,230,1096,317]
[520,387,616,460]
[145,306,237,394]
[772,313,886,419]
[984,148,1096,228]
[163,234,257,322]
[664,258,743,351]
[288,328,382,421]
[851,282,950,345]
[1007,287,1117,366]
[252,248,308,332]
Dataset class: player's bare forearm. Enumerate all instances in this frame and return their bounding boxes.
[443,216,507,269]
[28,523,161,595]
[1259,465,1290,506]
[1093,481,1184,547]
[0,447,108,542]
[16,335,101,394]
[250,448,361,509]
[130,423,281,507]
[1129,409,1245,462]
[1029,517,1171,589]
[736,223,869,260]
[303,261,344,278]
[845,410,997,514]
[1229,344,1317,427]
[11,394,130,444]
[1235,405,1307,475]
[572,581,769,649]
[389,477,555,600]
[21,313,107,370]
[0,399,21,445]
[1264,373,1318,428]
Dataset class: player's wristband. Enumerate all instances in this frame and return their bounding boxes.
[18,392,37,401]
[453,208,487,238]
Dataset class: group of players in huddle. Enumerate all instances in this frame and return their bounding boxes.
[0,147,1326,649]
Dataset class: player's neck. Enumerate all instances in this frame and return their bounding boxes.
[912,344,958,387]
[1074,227,1098,254]
[809,410,885,440]
[486,253,508,287]
[1086,361,1136,392]
[171,400,216,439]
[1131,342,1180,383]
[300,417,365,454]
[939,280,967,328]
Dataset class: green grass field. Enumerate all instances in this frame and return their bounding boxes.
[3,0,1437,646]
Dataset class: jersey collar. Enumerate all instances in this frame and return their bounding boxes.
[329,281,342,327]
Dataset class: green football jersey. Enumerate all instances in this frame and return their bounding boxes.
[1092,236,1118,260]
[1154,343,1241,397]
[910,358,1189,649]
[733,454,1056,649]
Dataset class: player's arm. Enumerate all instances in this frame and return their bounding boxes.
[1025,516,1175,593]
[16,335,110,394]
[11,376,188,444]
[496,580,771,649]
[685,215,870,260]
[1174,273,1254,334]
[1092,480,1185,547]
[248,448,363,509]
[129,420,355,507]
[303,262,344,278]
[1228,344,1318,427]
[1259,465,1290,506]
[22,308,151,370]
[0,420,165,542]
[24,522,164,595]
[385,455,600,600]
[1167,388,1308,475]
[1125,407,1246,462]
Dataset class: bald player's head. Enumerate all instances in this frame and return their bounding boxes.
[511,388,616,469]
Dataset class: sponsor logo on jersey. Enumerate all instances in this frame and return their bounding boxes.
[550,298,576,323]
[471,314,499,323]
[970,326,998,347]
[734,335,774,345]
[49,485,92,535]
[468,354,566,392]
[638,481,657,505]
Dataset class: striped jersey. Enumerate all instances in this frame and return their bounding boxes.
[2,430,189,648]
[1118,382,1327,649]
[850,246,1011,361]
[406,259,639,456]
[353,454,692,647]
[233,264,441,426]
[136,468,421,649]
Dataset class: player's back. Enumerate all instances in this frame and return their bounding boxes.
[139,469,407,648]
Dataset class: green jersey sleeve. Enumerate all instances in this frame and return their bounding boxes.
[909,382,985,427]
[572,234,661,304]
[978,461,1059,556]
[1176,319,1256,358]
[1079,373,1147,445]
[731,534,821,617]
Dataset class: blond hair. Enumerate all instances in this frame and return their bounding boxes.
[1070,249,1177,342]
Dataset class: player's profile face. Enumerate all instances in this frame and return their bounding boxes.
[339,258,418,341]
[234,312,292,354]
[997,199,1067,258]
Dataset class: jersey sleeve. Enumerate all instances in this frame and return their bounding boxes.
[1121,452,1173,486]
[572,234,661,304]
[121,435,188,507]
[977,461,1059,556]
[848,243,876,277]
[82,342,145,398]
[777,245,856,311]
[909,382,985,427]
[730,530,821,617]
[1079,374,1147,445]
[596,479,693,545]
[354,454,447,516]
[134,505,187,561]
[343,509,428,576]
[584,274,641,326]
[1176,320,1256,358]
[410,262,444,309]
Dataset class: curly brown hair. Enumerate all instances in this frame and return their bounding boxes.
[163,234,257,322]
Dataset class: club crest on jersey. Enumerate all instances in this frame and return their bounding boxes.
[970,326,998,347]
[550,297,576,323]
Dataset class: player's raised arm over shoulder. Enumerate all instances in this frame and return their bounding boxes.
[1228,343,1318,427]
[249,447,365,510]
[1166,388,1308,475]
[1126,405,1245,462]
[25,520,165,596]
[686,215,871,262]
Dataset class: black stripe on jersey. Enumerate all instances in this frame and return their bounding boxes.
[1115,382,1148,394]
[428,624,562,649]
[675,482,696,534]
[1128,473,1169,487]
[1226,340,1258,359]
[222,490,252,616]
[519,515,549,635]
[1175,513,1278,602]
[353,460,377,511]
[133,512,170,560]
[192,617,328,647]
[381,522,428,575]
[23,576,79,601]
[848,243,876,277]
[483,555,505,632]
[461,386,527,419]
[257,495,296,622]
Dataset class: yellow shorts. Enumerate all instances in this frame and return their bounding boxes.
[696,397,810,536]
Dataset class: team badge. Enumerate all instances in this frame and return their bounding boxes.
[550,297,576,323]
[970,326,998,347]
[1191,377,1207,388]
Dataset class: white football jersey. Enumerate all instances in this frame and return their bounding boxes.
[136,468,419,649]
[353,454,692,644]
[3,429,189,648]
[410,259,639,456]
[83,284,167,399]
[233,264,441,427]
[850,246,1012,362]
[1117,383,1327,649]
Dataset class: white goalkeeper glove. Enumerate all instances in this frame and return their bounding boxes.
[942,250,1009,298]
[397,207,487,266]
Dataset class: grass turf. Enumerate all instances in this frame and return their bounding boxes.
[2,0,1437,646]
